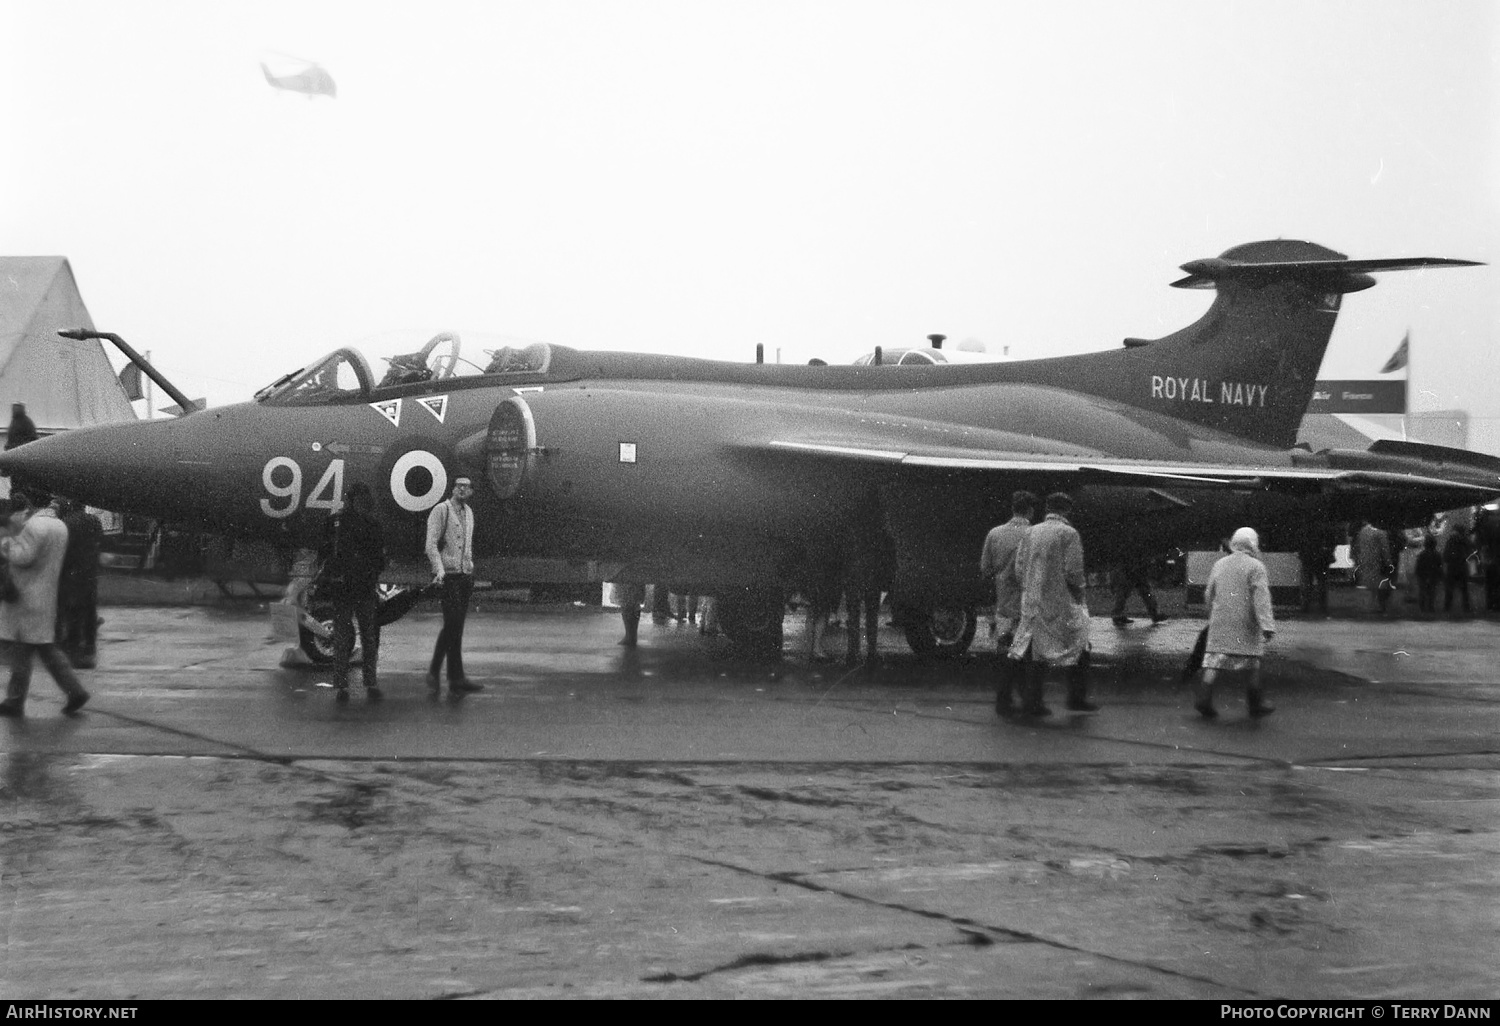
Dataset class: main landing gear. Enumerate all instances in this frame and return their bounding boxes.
[897,604,978,659]
[714,587,786,661]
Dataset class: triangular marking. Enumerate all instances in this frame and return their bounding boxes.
[370,398,402,427]
[416,395,448,424]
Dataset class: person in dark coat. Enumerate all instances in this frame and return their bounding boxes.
[318,482,387,700]
[1110,553,1165,627]
[1415,535,1442,615]
[839,504,895,670]
[4,402,40,502]
[1297,522,1340,617]
[57,498,104,668]
[1474,507,1500,612]
[5,403,37,451]
[616,582,647,647]
[650,583,673,625]
[802,561,841,665]
[1443,524,1473,616]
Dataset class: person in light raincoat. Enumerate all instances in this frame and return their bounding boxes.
[1007,492,1094,716]
[0,495,90,717]
[1194,526,1276,720]
[980,489,1035,716]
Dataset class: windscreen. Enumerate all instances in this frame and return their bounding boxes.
[259,349,374,404]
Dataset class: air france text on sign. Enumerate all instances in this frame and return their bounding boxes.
[1151,376,1268,407]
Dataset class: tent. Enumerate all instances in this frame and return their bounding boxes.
[0,256,137,433]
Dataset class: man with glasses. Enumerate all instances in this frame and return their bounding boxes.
[425,477,482,693]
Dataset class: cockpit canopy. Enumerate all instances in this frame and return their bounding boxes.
[255,348,375,403]
[480,343,550,375]
[257,332,554,405]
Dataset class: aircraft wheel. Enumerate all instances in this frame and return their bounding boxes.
[902,605,977,659]
[716,588,785,660]
[298,595,337,665]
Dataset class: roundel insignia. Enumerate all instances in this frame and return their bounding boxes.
[390,450,447,512]
[376,437,456,518]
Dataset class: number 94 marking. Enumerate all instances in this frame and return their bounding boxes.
[260,456,345,519]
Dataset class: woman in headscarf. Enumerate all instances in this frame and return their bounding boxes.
[1195,527,1275,719]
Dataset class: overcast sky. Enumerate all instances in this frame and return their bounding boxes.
[4,1,1497,447]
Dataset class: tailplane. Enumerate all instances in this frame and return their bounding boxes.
[1017,241,1479,449]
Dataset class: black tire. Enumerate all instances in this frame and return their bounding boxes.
[716,588,785,660]
[902,605,978,658]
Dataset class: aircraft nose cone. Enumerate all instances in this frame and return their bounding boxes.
[0,420,183,513]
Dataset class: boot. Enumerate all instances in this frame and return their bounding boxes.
[1247,689,1275,718]
[1192,680,1217,719]
[995,656,1020,717]
[1021,659,1051,717]
[2,666,31,716]
[1065,651,1098,712]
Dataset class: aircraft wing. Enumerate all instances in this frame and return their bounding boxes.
[762,440,1500,495]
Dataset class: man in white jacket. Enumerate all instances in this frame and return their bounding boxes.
[980,490,1035,716]
[1196,526,1276,719]
[1007,492,1095,716]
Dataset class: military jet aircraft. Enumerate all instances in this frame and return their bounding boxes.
[3,239,1495,659]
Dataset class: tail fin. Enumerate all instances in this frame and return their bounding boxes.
[1025,241,1479,449]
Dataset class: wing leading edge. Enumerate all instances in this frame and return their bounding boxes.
[762,440,1500,496]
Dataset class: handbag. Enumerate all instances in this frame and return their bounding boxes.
[1181,625,1209,682]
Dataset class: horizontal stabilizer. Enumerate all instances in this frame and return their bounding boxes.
[1171,254,1482,289]
[1366,439,1500,475]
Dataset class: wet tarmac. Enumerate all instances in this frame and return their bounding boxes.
[1,601,1497,999]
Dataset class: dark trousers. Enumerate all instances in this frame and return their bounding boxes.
[1015,641,1090,711]
[843,586,881,665]
[429,573,474,681]
[332,588,380,689]
[1111,574,1158,618]
[616,583,647,646]
[1301,571,1329,614]
[58,577,98,655]
[1444,576,1470,614]
[651,584,672,623]
[5,641,87,706]
[995,647,1024,711]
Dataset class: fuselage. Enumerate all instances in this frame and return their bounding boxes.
[5,343,1492,608]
